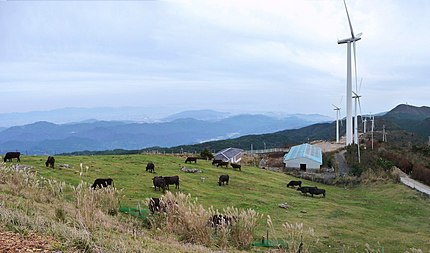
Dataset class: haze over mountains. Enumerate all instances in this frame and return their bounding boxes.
[0,108,331,155]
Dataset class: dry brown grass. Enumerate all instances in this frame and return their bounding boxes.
[0,164,222,252]
[147,192,262,250]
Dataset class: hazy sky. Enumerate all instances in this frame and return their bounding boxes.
[1,0,429,118]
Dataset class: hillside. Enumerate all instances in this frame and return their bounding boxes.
[1,154,429,252]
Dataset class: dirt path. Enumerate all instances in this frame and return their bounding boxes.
[399,172,430,196]
[0,228,59,253]
[335,150,350,176]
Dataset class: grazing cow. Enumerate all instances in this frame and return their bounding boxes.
[164,175,180,190]
[308,187,326,197]
[217,161,229,168]
[148,197,166,214]
[218,174,229,186]
[287,180,302,188]
[146,162,155,173]
[210,214,236,227]
[185,157,197,163]
[296,186,317,195]
[45,156,55,168]
[91,178,114,189]
[4,152,21,162]
[212,159,222,166]
[153,176,166,191]
[231,163,241,171]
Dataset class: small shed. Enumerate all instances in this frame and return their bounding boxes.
[283,143,322,172]
[214,148,243,163]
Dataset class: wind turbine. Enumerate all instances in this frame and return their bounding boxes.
[338,0,362,146]
[370,114,375,150]
[363,116,367,133]
[352,78,363,145]
[332,104,341,143]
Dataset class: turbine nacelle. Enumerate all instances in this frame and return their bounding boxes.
[337,36,361,44]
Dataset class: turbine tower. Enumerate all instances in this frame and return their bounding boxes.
[338,0,362,145]
[352,91,362,144]
[363,117,367,133]
[332,104,341,143]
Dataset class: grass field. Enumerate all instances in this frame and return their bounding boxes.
[14,154,430,252]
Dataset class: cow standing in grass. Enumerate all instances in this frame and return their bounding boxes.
[91,178,114,189]
[185,157,197,163]
[217,161,229,168]
[212,159,222,166]
[146,162,155,173]
[164,176,180,190]
[45,156,55,168]
[231,163,241,171]
[153,176,166,191]
[148,197,166,214]
[218,174,229,186]
[4,152,20,162]
[287,180,302,188]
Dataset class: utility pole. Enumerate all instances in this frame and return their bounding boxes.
[382,125,387,142]
[371,115,375,150]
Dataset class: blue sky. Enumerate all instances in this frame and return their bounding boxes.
[1,0,429,118]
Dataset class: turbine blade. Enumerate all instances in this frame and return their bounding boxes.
[353,40,358,92]
[358,98,363,121]
[343,0,355,38]
[359,78,363,93]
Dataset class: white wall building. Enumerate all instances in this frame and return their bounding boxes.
[283,143,322,172]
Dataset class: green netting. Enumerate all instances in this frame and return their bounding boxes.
[252,239,288,249]
[118,206,149,219]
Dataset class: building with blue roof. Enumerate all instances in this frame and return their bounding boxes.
[283,143,322,172]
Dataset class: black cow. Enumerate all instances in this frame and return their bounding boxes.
[45,156,55,168]
[185,157,197,163]
[297,186,317,195]
[287,180,302,188]
[4,152,20,162]
[218,174,229,186]
[148,197,166,214]
[217,161,229,168]
[210,214,236,227]
[91,178,114,189]
[308,187,326,197]
[212,159,222,166]
[153,176,166,191]
[231,163,241,171]
[146,162,155,173]
[164,175,180,190]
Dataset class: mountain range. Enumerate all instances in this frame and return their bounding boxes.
[0,110,331,155]
[137,104,430,154]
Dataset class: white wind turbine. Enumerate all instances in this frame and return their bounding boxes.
[338,0,362,146]
[332,104,341,143]
[353,78,363,144]
[363,116,367,133]
[370,114,375,150]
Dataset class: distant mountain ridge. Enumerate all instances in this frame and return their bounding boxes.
[0,112,330,155]
[134,104,430,154]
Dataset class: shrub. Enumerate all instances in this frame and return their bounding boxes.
[200,149,214,160]
[411,164,430,186]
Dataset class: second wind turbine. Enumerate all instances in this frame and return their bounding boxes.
[338,0,362,145]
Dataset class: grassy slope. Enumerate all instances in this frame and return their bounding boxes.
[21,154,430,252]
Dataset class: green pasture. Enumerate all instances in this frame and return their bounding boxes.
[18,154,430,252]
